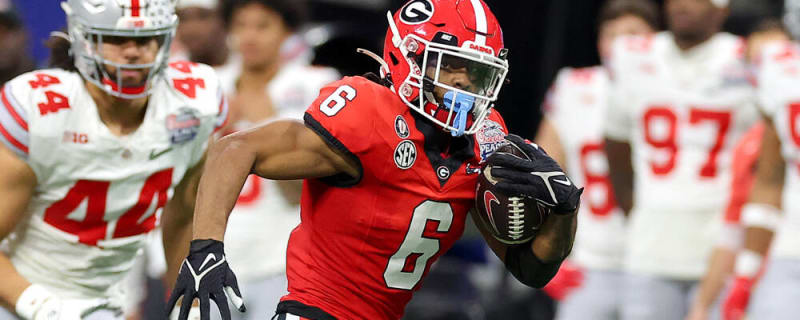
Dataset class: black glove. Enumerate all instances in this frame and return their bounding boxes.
[166,239,246,320]
[487,134,583,214]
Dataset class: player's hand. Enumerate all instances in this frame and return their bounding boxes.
[722,276,753,320]
[15,284,82,320]
[541,260,584,301]
[487,134,583,214]
[166,239,246,320]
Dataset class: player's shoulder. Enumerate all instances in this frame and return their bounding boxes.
[610,32,662,60]
[554,66,608,88]
[157,61,223,116]
[758,40,800,75]
[309,75,395,115]
[4,69,83,118]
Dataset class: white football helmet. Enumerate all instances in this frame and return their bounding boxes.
[61,0,178,99]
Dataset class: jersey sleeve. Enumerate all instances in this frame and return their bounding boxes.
[0,80,29,159]
[303,76,377,185]
[542,68,570,120]
[757,41,800,118]
[166,61,227,167]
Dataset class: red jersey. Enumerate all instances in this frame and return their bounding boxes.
[281,76,508,319]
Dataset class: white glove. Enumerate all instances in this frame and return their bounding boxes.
[15,284,82,320]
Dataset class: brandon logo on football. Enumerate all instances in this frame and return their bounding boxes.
[394,140,417,169]
[400,0,434,25]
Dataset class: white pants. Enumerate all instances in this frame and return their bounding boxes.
[210,273,289,320]
[748,258,800,320]
[556,269,624,320]
[621,273,699,320]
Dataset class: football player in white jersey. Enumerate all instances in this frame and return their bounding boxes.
[724,2,800,318]
[210,0,338,319]
[535,0,658,319]
[686,20,790,320]
[604,0,759,319]
[0,0,227,319]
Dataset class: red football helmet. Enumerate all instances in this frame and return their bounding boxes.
[380,0,509,136]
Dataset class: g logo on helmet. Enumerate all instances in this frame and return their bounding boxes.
[400,0,434,25]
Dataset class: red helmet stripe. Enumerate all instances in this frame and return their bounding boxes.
[131,0,141,17]
[468,0,488,45]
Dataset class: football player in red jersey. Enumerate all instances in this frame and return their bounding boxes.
[167,1,582,319]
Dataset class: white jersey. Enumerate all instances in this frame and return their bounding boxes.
[757,41,800,259]
[215,44,339,281]
[605,32,759,279]
[0,63,226,307]
[544,66,625,271]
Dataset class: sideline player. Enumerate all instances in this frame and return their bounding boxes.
[211,0,338,318]
[167,0,582,319]
[604,0,759,319]
[724,4,800,318]
[0,0,226,319]
[535,0,659,318]
[686,19,791,320]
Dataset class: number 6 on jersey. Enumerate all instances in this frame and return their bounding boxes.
[320,85,357,116]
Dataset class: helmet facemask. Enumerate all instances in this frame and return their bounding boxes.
[396,34,508,136]
[63,0,178,100]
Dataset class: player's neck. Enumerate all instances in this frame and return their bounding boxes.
[672,32,716,52]
[86,81,148,136]
[238,62,280,92]
[193,46,229,68]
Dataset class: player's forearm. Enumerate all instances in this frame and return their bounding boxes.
[192,134,257,241]
[0,252,31,312]
[532,211,577,263]
[689,247,736,317]
[162,204,193,290]
[604,139,634,214]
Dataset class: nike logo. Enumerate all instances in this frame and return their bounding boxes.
[199,253,217,272]
[483,190,501,235]
[149,147,173,160]
[554,177,571,186]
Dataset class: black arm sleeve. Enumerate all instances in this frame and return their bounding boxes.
[504,243,564,288]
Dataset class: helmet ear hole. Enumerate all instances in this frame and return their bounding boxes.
[389,52,400,66]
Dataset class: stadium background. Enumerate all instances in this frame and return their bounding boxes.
[11,0,783,138]
[2,0,786,319]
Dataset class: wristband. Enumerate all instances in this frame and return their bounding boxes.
[15,284,56,320]
[734,250,763,278]
[741,203,781,231]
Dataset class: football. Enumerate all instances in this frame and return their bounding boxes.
[475,143,550,245]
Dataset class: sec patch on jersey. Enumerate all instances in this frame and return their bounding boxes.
[475,143,549,244]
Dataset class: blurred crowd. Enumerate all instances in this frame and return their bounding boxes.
[0,0,797,319]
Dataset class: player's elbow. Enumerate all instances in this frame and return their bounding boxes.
[504,243,564,288]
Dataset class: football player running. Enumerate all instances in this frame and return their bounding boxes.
[166,0,582,319]
[686,20,791,320]
[723,2,800,318]
[0,0,226,319]
[604,0,759,319]
[535,0,658,319]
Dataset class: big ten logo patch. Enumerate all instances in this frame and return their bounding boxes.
[62,131,88,144]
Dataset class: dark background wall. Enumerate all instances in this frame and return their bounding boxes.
[14,0,785,137]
